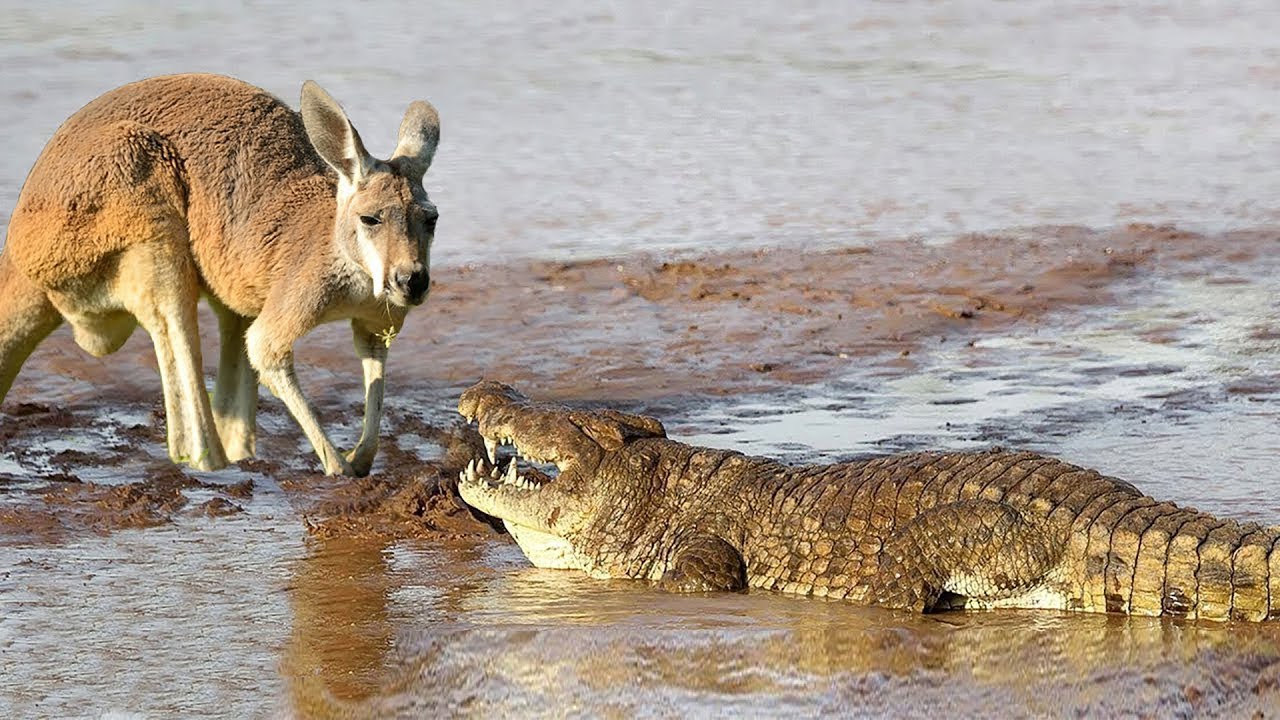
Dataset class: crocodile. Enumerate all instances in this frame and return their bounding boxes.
[456,380,1280,620]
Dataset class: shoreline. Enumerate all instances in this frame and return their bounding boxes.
[3,222,1280,718]
[8,222,1275,407]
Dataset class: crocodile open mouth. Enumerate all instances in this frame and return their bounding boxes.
[453,380,669,571]
[455,380,666,530]
[460,448,560,491]
[458,436,560,493]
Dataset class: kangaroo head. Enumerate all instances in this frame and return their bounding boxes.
[300,80,440,307]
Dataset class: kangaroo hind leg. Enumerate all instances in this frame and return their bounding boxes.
[116,243,227,471]
[0,252,62,404]
[209,297,257,463]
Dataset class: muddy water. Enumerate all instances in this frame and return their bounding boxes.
[686,255,1280,522]
[4,3,1280,719]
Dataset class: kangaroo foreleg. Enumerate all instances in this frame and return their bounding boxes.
[345,320,389,477]
[246,314,352,476]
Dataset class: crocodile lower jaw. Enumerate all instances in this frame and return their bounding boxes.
[505,523,590,572]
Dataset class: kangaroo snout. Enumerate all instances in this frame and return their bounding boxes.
[393,265,431,305]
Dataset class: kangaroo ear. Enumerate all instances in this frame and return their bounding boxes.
[390,100,440,183]
[300,80,374,184]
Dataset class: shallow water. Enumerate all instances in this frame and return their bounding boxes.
[3,2,1280,263]
[1,513,299,717]
[684,259,1280,521]
[283,537,1280,719]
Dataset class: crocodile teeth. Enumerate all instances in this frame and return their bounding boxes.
[504,460,519,485]
[484,437,498,465]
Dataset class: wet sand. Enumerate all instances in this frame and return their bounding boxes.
[2,224,1280,717]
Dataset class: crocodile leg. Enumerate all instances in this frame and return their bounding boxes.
[866,499,1063,612]
[658,534,748,593]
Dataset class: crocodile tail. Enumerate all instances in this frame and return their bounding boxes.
[1129,511,1278,621]
[1081,495,1278,622]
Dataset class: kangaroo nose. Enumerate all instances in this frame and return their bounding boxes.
[394,266,431,305]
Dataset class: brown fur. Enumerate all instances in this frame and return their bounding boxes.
[0,73,440,475]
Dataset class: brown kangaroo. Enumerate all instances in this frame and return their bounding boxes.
[0,73,440,476]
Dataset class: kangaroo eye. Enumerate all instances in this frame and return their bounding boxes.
[359,215,381,227]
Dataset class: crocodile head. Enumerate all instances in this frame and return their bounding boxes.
[456,380,666,572]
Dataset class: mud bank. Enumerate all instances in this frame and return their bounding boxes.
[409,223,1280,400]
[4,224,1274,546]
[0,404,492,546]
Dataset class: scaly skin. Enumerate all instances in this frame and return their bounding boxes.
[457,381,1279,620]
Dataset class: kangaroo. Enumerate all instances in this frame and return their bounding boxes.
[0,73,440,476]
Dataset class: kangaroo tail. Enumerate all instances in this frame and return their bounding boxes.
[0,250,61,404]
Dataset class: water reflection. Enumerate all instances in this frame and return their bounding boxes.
[283,538,1280,718]
[284,535,397,712]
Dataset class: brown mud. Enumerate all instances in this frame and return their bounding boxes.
[0,403,493,546]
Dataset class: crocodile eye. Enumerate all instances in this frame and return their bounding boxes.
[359,215,381,227]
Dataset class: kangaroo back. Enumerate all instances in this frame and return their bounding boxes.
[8,74,329,314]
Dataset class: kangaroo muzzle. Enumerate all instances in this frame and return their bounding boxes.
[393,265,430,305]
